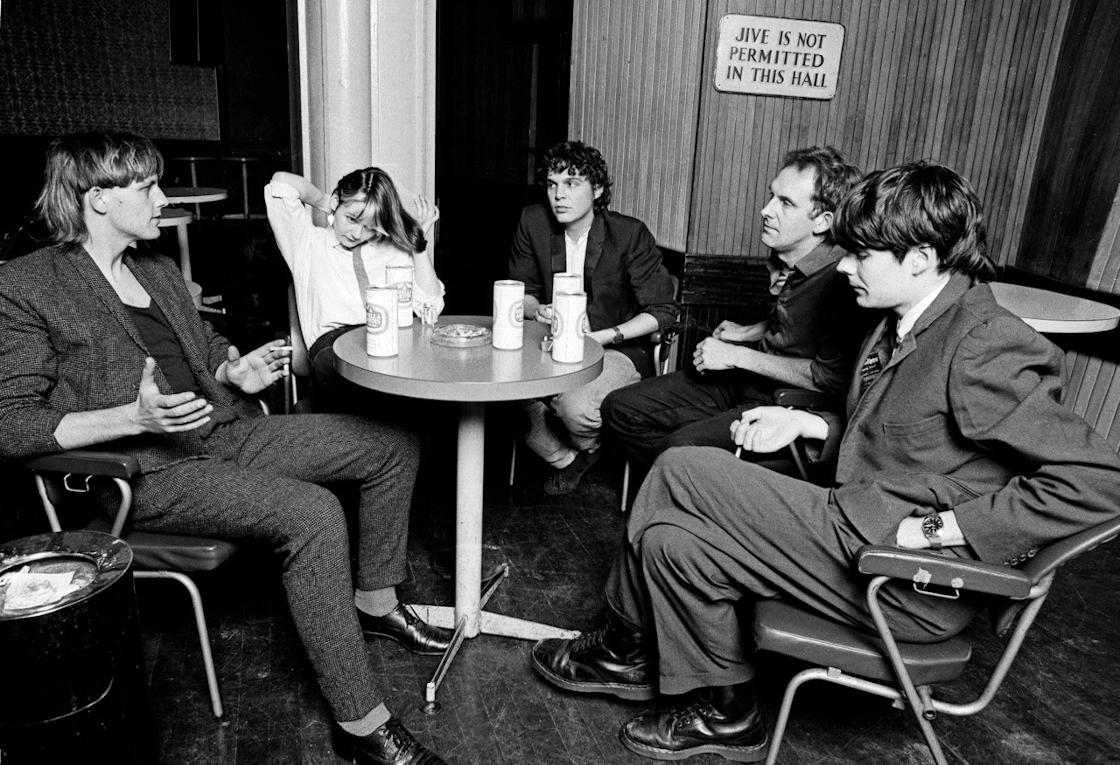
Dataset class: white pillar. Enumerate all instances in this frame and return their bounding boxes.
[295,0,436,218]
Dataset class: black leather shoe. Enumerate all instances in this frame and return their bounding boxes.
[531,608,656,700]
[337,718,450,765]
[544,448,602,495]
[358,603,452,655]
[619,686,769,762]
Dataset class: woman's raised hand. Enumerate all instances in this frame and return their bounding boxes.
[414,194,440,233]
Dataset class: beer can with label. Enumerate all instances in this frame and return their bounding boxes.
[365,286,399,357]
[551,290,587,364]
[385,264,414,328]
[492,279,525,350]
[553,271,583,296]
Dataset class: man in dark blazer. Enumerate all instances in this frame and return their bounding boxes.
[0,132,454,765]
[530,162,1120,762]
[509,140,678,495]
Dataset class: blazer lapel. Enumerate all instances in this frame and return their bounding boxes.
[64,244,149,353]
[549,227,566,286]
[584,214,605,284]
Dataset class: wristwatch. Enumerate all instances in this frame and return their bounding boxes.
[921,512,944,549]
[611,327,624,345]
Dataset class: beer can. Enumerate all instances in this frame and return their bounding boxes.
[365,286,399,357]
[551,290,587,364]
[385,263,414,328]
[492,279,525,350]
[553,271,583,296]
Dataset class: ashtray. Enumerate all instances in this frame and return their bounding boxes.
[429,323,493,348]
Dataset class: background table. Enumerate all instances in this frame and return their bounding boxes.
[335,316,603,709]
[990,282,1120,333]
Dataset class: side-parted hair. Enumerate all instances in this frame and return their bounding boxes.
[538,141,612,212]
[333,167,426,254]
[832,161,995,282]
[36,131,164,244]
[781,146,863,233]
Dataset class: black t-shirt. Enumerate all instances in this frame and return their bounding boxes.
[125,300,201,394]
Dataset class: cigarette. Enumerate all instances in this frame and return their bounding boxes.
[273,345,294,352]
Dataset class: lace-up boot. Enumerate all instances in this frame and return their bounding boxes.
[337,717,451,765]
[620,682,768,762]
[530,606,655,700]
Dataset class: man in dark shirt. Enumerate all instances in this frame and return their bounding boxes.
[602,146,864,471]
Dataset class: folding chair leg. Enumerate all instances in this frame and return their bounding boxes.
[621,460,631,513]
[509,438,518,486]
[909,693,949,765]
[136,570,224,719]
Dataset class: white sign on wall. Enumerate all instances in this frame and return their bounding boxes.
[715,15,845,100]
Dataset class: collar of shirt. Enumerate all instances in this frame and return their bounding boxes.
[897,275,951,343]
[565,228,590,277]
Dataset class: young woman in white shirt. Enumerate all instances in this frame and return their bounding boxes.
[265,168,444,403]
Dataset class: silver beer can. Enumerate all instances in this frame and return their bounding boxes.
[553,271,583,296]
[385,263,414,328]
[492,279,525,350]
[365,286,399,357]
[551,290,587,364]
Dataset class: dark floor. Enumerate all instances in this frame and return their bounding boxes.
[125,437,1120,765]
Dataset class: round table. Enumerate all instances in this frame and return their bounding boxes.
[162,186,229,206]
[334,316,603,710]
[989,282,1120,334]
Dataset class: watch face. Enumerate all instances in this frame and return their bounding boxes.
[922,514,944,535]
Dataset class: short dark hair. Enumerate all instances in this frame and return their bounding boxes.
[36,131,164,243]
[538,141,612,212]
[832,161,994,281]
[781,145,862,221]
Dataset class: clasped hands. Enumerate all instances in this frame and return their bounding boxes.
[694,321,762,372]
[133,341,290,434]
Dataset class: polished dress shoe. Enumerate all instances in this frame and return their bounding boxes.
[358,603,452,655]
[337,717,450,765]
[531,607,656,700]
[620,683,768,762]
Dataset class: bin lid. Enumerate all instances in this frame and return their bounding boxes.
[0,531,131,619]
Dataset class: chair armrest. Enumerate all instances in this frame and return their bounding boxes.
[773,388,841,411]
[856,545,1033,599]
[26,450,140,479]
[1019,516,1120,582]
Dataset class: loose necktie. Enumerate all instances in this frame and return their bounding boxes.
[352,249,371,301]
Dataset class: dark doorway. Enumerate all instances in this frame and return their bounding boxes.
[434,0,573,315]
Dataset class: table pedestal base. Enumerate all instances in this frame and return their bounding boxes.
[414,401,581,712]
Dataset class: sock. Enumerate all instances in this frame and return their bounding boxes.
[337,703,392,736]
[355,588,398,617]
[551,448,577,470]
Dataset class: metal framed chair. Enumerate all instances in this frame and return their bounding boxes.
[26,450,238,719]
[752,515,1120,765]
[284,283,314,414]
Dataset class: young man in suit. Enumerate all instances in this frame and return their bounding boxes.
[530,161,1120,762]
[508,140,678,495]
[602,146,866,478]
[0,132,454,765]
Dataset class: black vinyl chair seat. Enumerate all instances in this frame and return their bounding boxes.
[753,599,972,687]
[84,515,238,572]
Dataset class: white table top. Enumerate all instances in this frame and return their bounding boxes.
[990,282,1120,334]
[334,316,604,402]
[162,187,229,204]
[156,208,192,227]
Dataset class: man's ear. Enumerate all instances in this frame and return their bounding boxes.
[87,187,108,215]
[909,244,938,275]
[593,185,603,201]
[811,209,833,236]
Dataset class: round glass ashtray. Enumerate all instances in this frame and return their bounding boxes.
[429,323,492,348]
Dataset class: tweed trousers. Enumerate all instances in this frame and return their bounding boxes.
[606,447,980,696]
[125,412,420,722]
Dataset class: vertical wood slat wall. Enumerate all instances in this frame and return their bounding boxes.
[569,0,1071,267]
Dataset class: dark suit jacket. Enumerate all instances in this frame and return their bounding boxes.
[820,273,1120,566]
[0,243,262,472]
[508,204,679,377]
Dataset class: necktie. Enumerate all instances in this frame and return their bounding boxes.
[858,318,897,396]
[351,249,371,301]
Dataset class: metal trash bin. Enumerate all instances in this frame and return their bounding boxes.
[0,531,155,764]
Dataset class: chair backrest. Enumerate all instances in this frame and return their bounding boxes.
[285,284,313,412]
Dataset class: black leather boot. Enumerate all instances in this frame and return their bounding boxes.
[620,682,768,762]
[336,717,450,765]
[530,606,656,700]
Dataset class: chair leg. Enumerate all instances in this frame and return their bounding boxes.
[621,460,631,513]
[136,570,224,720]
[509,438,517,487]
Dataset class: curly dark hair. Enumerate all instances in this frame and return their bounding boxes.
[832,161,994,282]
[538,140,612,212]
